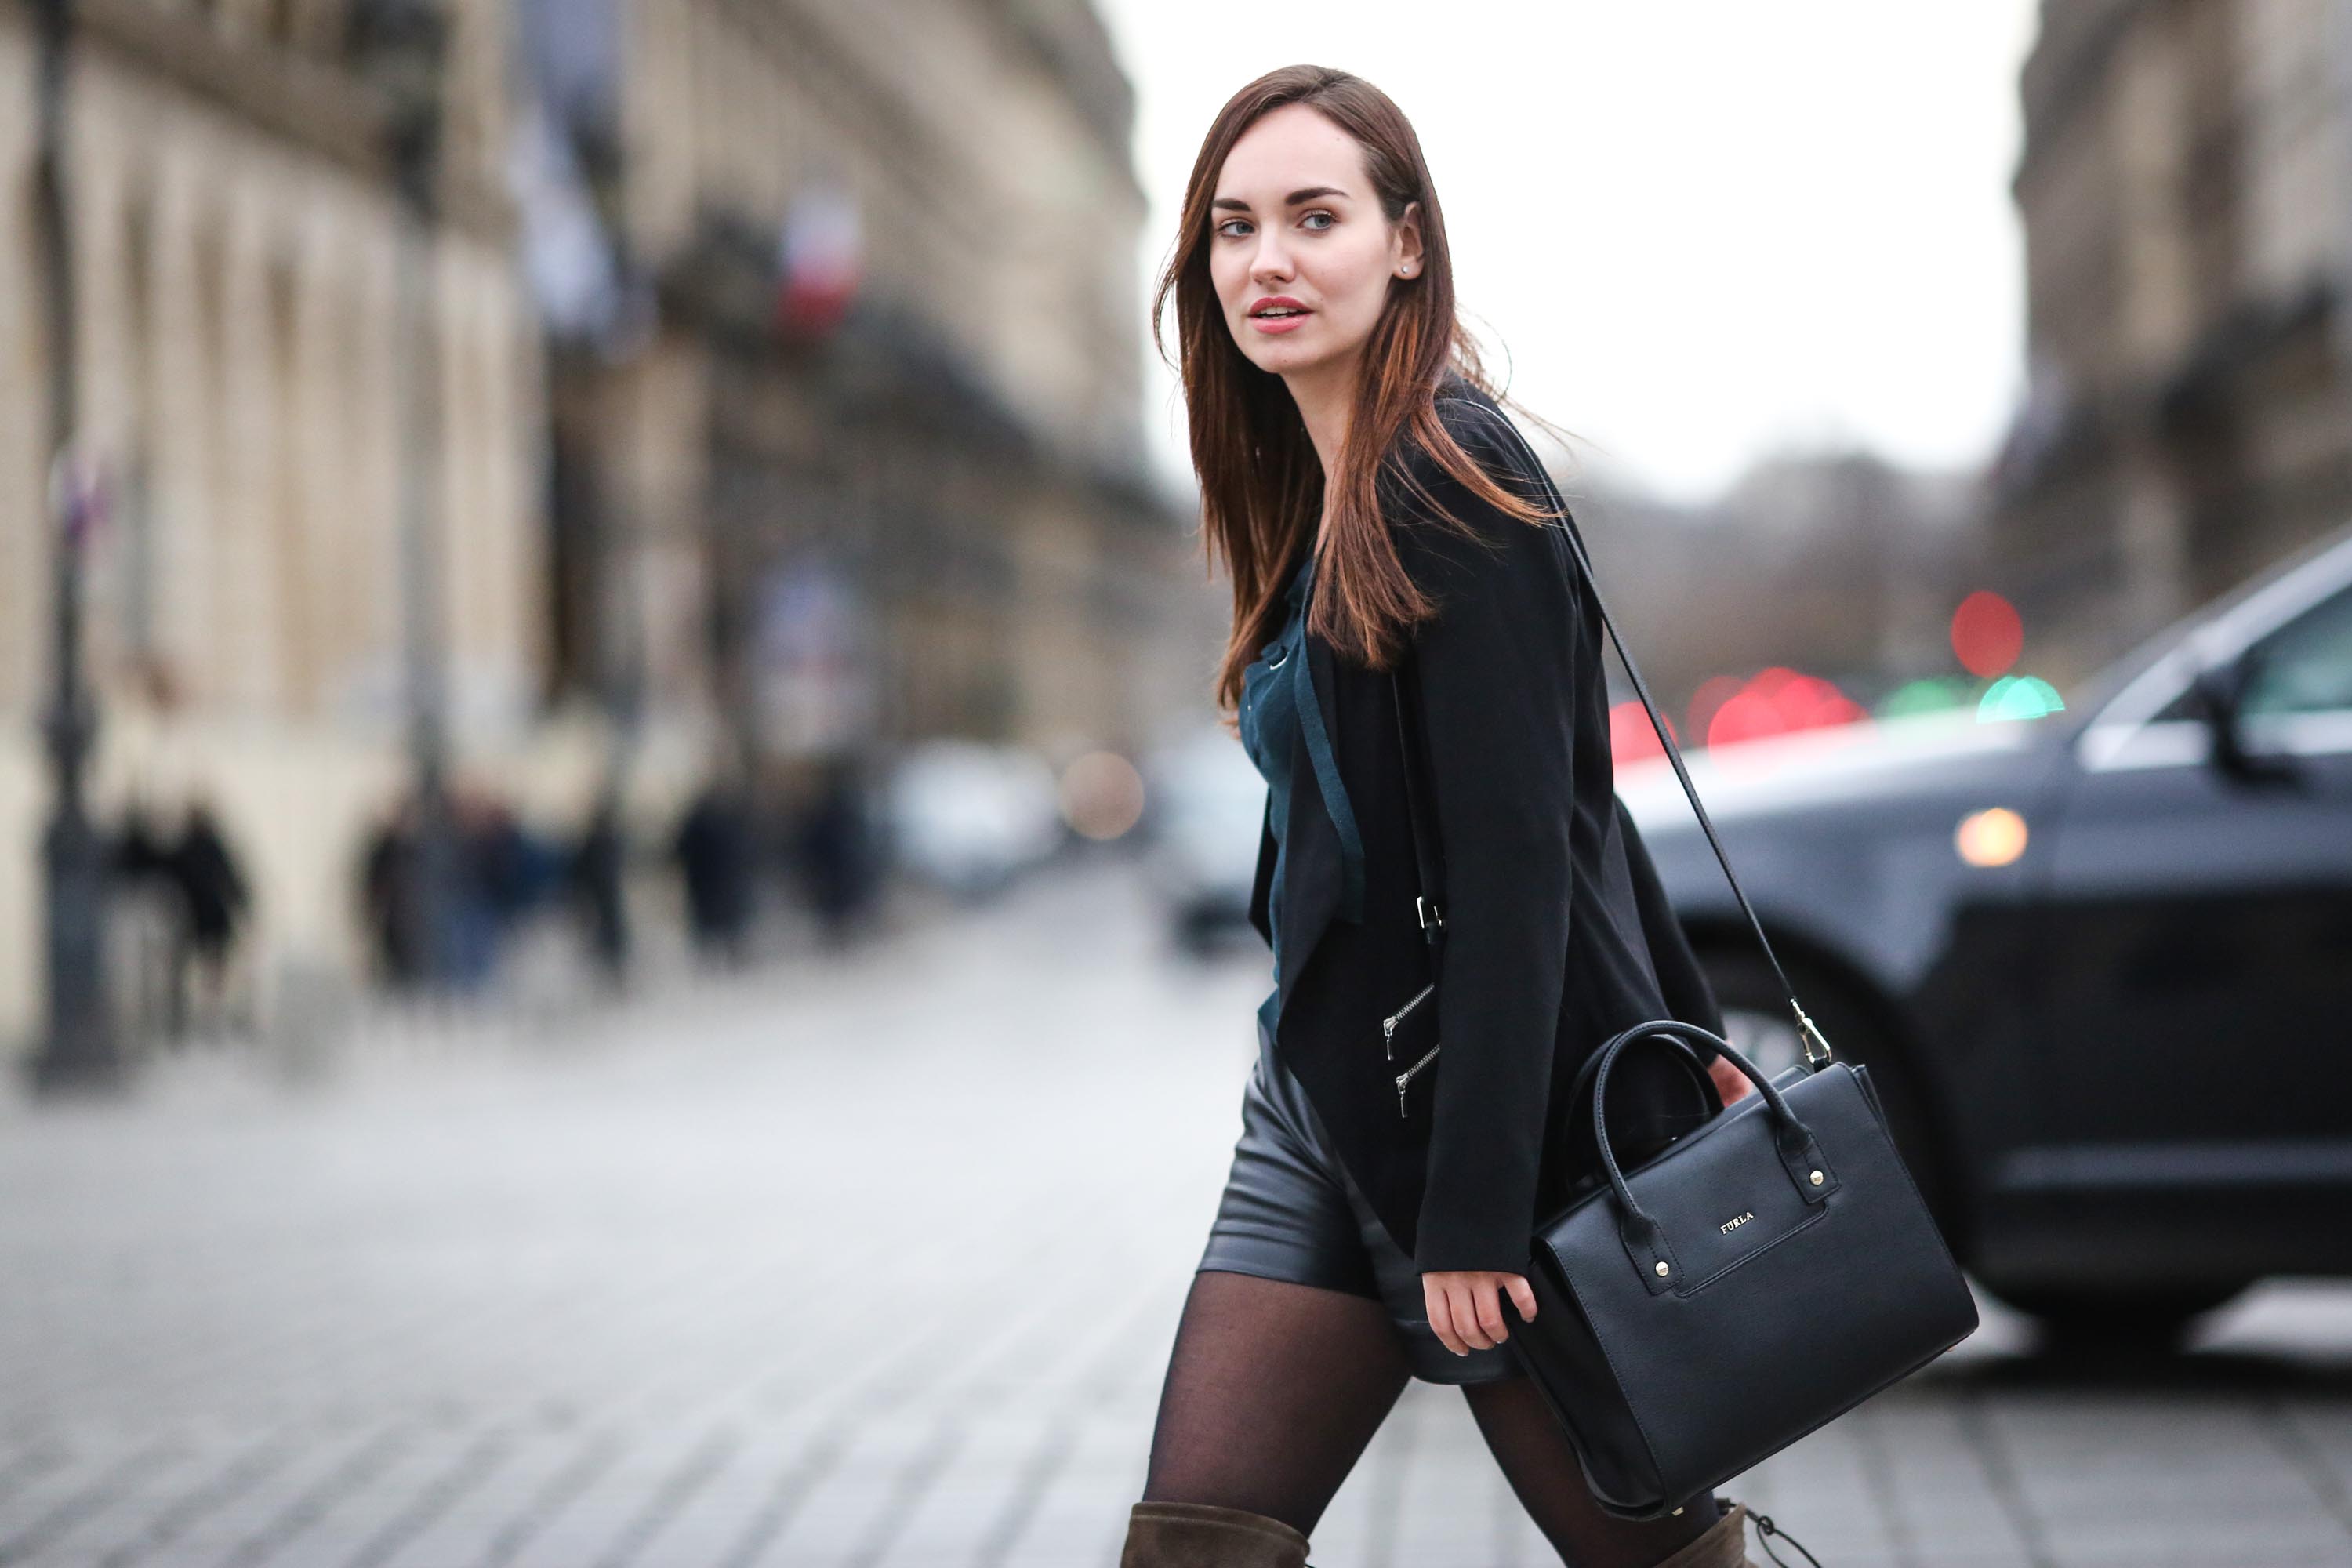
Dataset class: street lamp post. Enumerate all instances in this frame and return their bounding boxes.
[354,0,456,989]
[27,0,118,1094]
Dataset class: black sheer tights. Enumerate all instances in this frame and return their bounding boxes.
[1140,1270,1715,1566]
[1139,1270,1411,1537]
[1461,1373,1715,1566]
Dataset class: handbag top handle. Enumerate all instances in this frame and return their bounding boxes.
[1388,396,1835,1072]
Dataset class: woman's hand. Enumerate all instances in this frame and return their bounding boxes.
[1421,1269,1537,1356]
[1709,1054,1755,1105]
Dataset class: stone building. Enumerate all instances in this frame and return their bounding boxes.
[1994,0,2352,684]
[0,0,546,1054]
[515,0,1211,808]
[0,0,1214,1061]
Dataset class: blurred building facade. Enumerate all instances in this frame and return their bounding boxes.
[514,0,1211,803]
[0,0,546,1051]
[1995,0,2352,683]
[0,0,1214,1061]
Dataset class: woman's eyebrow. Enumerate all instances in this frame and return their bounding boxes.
[1210,185,1351,212]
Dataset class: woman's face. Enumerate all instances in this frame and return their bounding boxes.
[1208,103,1422,387]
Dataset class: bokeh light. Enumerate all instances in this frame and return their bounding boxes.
[1704,666,1869,749]
[1976,674,2065,722]
[1058,750,1145,840]
[1611,700,1679,763]
[1951,590,2024,678]
[1955,806,2030,867]
[1685,673,1749,749]
[1875,676,1978,718]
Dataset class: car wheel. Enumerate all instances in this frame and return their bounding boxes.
[1988,1282,2252,1348]
[1700,947,1958,1238]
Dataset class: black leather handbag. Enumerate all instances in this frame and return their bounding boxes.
[1387,409,1980,1522]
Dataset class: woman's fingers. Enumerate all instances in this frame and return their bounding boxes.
[1450,1281,1498,1351]
[1710,1054,1755,1104]
[1423,1272,1536,1355]
[1423,1276,1468,1356]
[1472,1282,1510,1346]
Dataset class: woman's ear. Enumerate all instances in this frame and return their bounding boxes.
[1396,201,1425,278]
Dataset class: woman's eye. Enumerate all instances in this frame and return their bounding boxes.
[1214,212,1333,239]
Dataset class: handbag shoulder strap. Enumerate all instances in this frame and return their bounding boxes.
[1389,399,1835,1070]
[1388,656,1446,959]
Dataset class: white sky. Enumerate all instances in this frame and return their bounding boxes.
[1095,2,2042,504]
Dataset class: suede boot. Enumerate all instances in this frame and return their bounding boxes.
[1650,1497,1762,1568]
[1119,1500,1312,1568]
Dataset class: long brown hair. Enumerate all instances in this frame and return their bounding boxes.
[1152,64,1568,715]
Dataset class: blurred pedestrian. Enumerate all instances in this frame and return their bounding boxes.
[165,800,251,1036]
[572,785,631,985]
[109,799,183,1042]
[361,795,426,989]
[793,753,878,948]
[110,800,172,886]
[673,779,755,966]
[450,788,563,993]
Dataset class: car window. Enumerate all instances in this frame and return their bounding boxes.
[2144,583,2352,723]
[2240,584,2352,717]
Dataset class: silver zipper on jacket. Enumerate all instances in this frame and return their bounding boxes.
[1380,982,1436,1061]
[1394,1044,1441,1118]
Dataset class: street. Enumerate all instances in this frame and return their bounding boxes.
[4,862,2350,1568]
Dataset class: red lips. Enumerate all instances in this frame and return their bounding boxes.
[1250,296,1310,317]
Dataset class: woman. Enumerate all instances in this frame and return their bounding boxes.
[1123,66,1768,1568]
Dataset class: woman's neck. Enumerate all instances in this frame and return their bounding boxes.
[1284,351,1358,502]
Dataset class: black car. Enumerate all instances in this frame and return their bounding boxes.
[1624,523,2352,1338]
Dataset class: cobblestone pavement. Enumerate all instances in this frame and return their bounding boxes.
[4,863,2349,1568]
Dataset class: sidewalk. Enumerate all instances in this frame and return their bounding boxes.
[2,860,2347,1566]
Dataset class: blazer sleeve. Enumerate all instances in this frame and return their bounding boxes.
[1392,397,1582,1275]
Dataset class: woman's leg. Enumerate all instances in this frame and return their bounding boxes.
[1139,1269,1414,1537]
[1461,1374,1718,1566]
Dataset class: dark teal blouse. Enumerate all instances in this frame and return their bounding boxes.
[1237,546,1366,1054]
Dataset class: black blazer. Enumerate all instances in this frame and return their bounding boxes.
[1250,375,1726,1275]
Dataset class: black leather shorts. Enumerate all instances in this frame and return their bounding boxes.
[1193,1018,1523,1385]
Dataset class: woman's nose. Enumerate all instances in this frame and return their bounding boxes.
[1250,234,1295,281]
